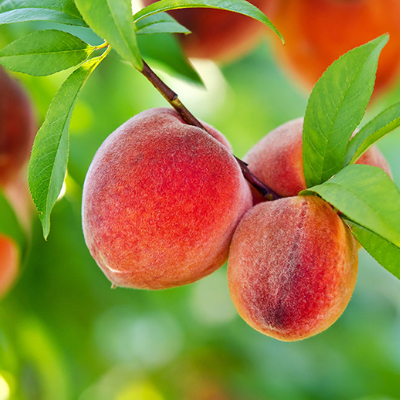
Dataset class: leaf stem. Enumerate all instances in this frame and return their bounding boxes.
[95,41,109,50]
[139,59,280,200]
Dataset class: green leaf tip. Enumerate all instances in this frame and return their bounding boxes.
[302,34,389,188]
[0,30,95,76]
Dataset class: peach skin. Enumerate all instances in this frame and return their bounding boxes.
[0,66,36,185]
[82,108,252,290]
[0,234,19,298]
[228,195,359,341]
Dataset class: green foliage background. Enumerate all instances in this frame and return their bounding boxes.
[1,20,400,400]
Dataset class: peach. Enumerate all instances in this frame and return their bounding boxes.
[0,235,19,298]
[141,0,278,62]
[356,145,392,177]
[82,107,252,290]
[244,118,392,197]
[0,66,36,185]
[0,67,35,298]
[272,0,400,95]
[228,195,359,341]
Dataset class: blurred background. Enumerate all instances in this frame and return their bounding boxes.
[1,2,400,399]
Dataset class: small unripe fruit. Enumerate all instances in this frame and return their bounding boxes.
[82,108,252,290]
[228,195,359,341]
[244,118,392,198]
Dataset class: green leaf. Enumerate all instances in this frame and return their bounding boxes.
[0,189,26,255]
[133,0,283,43]
[301,164,400,248]
[138,33,203,85]
[303,35,388,188]
[0,0,86,26]
[29,54,105,239]
[345,219,400,281]
[136,12,191,35]
[75,0,143,70]
[344,102,400,165]
[0,30,95,76]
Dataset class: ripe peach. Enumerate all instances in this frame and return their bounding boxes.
[244,118,392,197]
[356,145,392,177]
[0,66,36,185]
[141,0,278,62]
[0,234,19,298]
[272,0,400,95]
[0,67,35,298]
[228,195,359,341]
[82,108,252,290]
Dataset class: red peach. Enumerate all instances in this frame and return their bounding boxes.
[82,108,252,289]
[228,195,359,341]
[0,67,35,298]
[272,0,400,95]
[142,0,278,62]
[0,235,19,298]
[244,118,392,198]
[356,145,392,178]
[0,66,36,185]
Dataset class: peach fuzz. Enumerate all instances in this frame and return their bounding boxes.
[142,0,278,62]
[82,107,252,290]
[0,66,36,185]
[272,0,400,95]
[0,235,19,298]
[244,118,392,198]
[228,195,359,341]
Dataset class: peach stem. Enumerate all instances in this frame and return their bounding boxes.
[140,60,280,200]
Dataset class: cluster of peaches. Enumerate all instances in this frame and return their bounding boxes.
[82,106,391,341]
[1,0,398,344]
[0,67,35,298]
